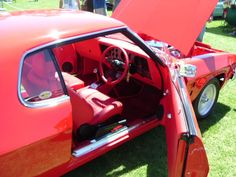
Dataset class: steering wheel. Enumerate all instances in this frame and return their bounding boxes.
[99,45,129,86]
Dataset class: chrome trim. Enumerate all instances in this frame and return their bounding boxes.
[167,113,172,119]
[17,27,126,108]
[198,84,217,116]
[17,51,70,108]
[20,95,70,108]
[176,73,197,136]
[73,127,129,158]
[72,120,149,158]
[179,62,197,78]
[38,27,126,51]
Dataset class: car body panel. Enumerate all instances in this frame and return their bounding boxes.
[112,0,218,55]
[142,37,236,104]
[0,10,124,58]
[42,118,161,177]
[184,49,236,101]
[156,64,209,177]
[163,73,190,177]
[0,127,72,177]
[175,75,209,177]
[1,9,234,177]
[184,136,209,177]
[0,45,73,176]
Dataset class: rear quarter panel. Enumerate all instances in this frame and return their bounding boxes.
[0,50,73,177]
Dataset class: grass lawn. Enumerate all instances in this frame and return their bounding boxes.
[2,2,236,176]
[1,0,59,10]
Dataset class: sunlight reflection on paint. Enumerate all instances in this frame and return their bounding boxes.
[49,30,61,39]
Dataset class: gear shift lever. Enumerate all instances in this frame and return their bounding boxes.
[93,68,99,82]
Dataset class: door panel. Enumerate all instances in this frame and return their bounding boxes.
[184,137,209,177]
[163,70,208,177]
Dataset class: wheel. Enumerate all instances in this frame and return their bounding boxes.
[193,78,220,119]
[99,45,129,86]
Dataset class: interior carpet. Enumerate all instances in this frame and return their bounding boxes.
[118,85,162,119]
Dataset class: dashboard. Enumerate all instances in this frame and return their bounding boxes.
[73,36,162,89]
[99,43,151,80]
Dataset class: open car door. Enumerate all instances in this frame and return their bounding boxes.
[163,66,209,177]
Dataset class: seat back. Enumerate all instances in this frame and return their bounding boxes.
[67,88,94,132]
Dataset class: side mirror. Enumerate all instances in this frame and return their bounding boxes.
[179,62,197,78]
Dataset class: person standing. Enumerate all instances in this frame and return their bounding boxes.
[82,0,107,15]
[94,0,107,15]
[82,0,94,12]
[59,0,80,10]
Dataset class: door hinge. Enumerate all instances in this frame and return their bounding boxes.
[181,133,195,144]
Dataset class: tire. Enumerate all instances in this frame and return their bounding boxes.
[193,78,220,119]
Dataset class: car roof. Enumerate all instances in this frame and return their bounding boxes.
[0,10,125,57]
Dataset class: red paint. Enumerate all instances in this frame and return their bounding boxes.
[1,9,235,177]
[184,42,236,101]
[113,0,218,55]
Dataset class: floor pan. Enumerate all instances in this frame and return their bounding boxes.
[118,84,163,119]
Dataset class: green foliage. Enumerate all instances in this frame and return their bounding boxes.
[2,0,58,11]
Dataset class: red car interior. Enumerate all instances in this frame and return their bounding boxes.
[61,72,85,91]
[48,35,165,143]
[69,87,123,139]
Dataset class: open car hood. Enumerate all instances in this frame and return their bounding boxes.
[112,0,218,55]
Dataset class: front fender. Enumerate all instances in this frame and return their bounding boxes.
[183,52,236,101]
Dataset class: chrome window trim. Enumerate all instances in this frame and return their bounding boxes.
[18,50,70,108]
[17,26,164,108]
[17,27,127,108]
[176,74,197,136]
[20,95,70,108]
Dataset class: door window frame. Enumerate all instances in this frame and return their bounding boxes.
[18,48,69,108]
[18,26,164,107]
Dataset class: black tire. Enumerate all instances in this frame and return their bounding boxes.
[193,78,220,119]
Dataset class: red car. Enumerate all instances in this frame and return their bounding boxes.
[0,1,235,177]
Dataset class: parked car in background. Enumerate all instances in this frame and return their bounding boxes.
[213,0,226,17]
[1,0,236,177]
[212,0,236,18]
[225,0,236,26]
